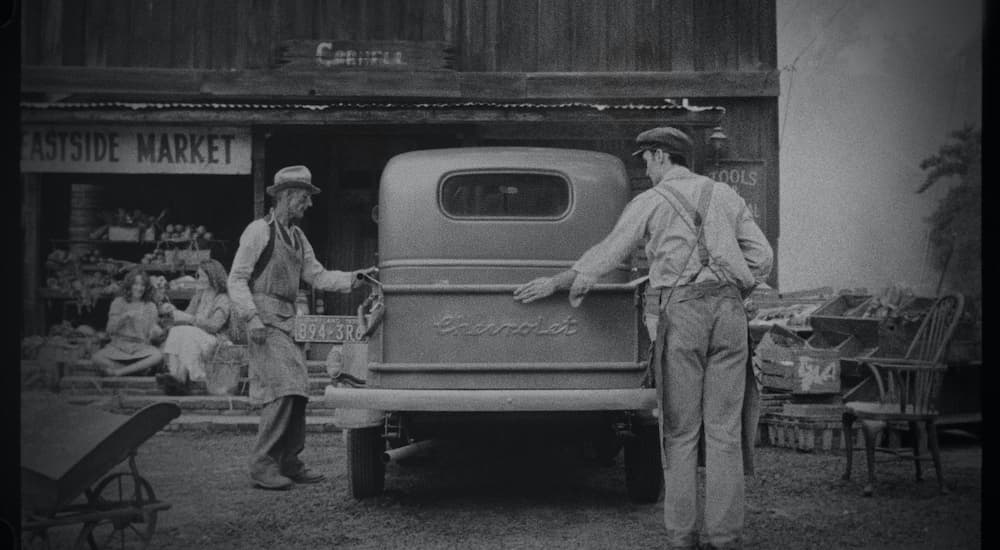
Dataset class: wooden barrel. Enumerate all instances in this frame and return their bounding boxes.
[68,183,105,254]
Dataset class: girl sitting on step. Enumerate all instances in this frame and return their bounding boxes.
[156,259,232,395]
[92,269,165,377]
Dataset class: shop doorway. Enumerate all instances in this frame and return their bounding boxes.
[265,127,465,315]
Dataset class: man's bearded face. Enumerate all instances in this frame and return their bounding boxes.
[285,189,313,221]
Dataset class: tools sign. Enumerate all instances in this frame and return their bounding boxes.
[705,159,766,222]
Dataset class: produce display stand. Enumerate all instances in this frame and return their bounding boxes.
[21,395,181,549]
[39,238,230,330]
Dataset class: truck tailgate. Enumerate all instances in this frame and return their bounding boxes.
[370,283,642,390]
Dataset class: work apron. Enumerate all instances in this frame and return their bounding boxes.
[247,223,309,405]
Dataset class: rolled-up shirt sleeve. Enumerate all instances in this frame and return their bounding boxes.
[571,198,653,279]
[296,227,355,293]
[227,220,268,323]
[735,205,773,285]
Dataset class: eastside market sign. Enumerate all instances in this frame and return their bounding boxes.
[21,125,251,174]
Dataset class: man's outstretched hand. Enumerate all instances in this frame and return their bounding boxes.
[513,277,557,304]
[513,270,586,305]
[352,266,380,289]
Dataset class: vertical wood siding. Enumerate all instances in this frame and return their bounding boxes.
[23,0,775,72]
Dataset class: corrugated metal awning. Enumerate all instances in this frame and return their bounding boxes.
[20,98,724,113]
[20,98,727,126]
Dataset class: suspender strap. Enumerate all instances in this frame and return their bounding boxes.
[694,181,715,267]
[653,185,699,233]
[653,181,716,282]
[248,218,276,289]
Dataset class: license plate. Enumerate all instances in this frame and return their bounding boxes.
[293,315,364,343]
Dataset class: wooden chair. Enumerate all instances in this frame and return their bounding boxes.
[841,292,964,496]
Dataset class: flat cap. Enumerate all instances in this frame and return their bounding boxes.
[631,126,693,157]
[266,165,321,196]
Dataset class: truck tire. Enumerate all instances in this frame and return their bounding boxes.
[593,428,623,467]
[347,427,385,498]
[624,424,663,503]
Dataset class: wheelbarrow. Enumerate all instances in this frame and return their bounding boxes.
[21,394,181,549]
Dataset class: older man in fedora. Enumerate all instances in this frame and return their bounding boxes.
[515,127,772,549]
[229,165,374,490]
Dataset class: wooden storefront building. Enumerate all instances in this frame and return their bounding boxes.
[21,0,779,334]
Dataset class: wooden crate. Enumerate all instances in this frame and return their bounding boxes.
[759,390,794,415]
[759,412,911,454]
[756,326,806,391]
[809,294,880,347]
[755,327,861,394]
[759,413,861,454]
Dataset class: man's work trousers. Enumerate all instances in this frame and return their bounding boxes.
[652,283,748,549]
[250,395,309,479]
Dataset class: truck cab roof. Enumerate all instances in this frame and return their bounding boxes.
[378,147,631,267]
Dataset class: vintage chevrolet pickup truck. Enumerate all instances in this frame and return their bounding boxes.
[322,147,660,502]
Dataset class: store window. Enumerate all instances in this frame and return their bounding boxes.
[35,173,253,330]
[440,172,570,219]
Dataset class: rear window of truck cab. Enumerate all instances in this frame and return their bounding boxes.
[440,172,571,219]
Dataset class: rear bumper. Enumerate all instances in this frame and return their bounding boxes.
[323,385,657,412]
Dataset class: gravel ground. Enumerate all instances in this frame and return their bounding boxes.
[27,429,981,550]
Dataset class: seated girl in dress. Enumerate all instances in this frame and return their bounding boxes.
[92,269,165,377]
[156,259,232,394]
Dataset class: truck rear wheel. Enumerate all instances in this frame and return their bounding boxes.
[624,424,663,503]
[593,427,623,467]
[347,427,385,498]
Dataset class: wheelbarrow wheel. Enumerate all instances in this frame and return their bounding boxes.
[74,473,159,550]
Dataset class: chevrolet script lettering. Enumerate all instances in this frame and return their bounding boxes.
[433,315,579,337]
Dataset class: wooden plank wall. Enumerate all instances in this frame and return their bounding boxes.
[22,0,775,72]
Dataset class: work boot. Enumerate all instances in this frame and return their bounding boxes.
[285,468,326,484]
[250,470,294,490]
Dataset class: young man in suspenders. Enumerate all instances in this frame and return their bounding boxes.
[514,127,772,549]
[228,165,374,491]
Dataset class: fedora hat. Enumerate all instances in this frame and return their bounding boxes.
[266,165,321,196]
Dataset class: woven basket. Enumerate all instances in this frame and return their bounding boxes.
[205,342,249,396]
